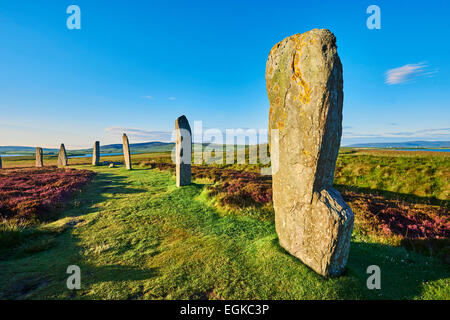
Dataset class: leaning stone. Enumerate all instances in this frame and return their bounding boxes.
[35,147,43,168]
[266,29,354,277]
[92,141,100,166]
[175,115,192,187]
[122,133,132,170]
[57,143,68,166]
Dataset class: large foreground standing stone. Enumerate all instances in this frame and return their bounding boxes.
[92,141,100,166]
[35,147,43,168]
[122,134,132,170]
[266,29,354,277]
[175,115,192,187]
[58,143,68,166]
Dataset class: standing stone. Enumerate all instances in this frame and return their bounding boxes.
[266,29,354,277]
[57,143,68,166]
[175,115,192,187]
[122,134,132,170]
[35,147,43,168]
[92,141,100,166]
[0,156,2,169]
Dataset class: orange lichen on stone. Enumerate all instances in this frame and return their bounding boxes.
[302,149,311,157]
[290,35,312,105]
[274,96,281,106]
[273,83,279,93]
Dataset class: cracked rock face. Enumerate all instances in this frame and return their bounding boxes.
[58,144,68,167]
[266,29,354,277]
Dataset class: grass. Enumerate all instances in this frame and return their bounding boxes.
[0,160,449,299]
[335,151,449,203]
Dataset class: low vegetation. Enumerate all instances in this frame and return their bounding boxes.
[0,167,94,222]
[0,149,448,299]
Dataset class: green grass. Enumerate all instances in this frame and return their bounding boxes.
[0,165,448,299]
[335,152,449,204]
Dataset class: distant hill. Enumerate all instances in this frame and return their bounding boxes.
[347,141,450,148]
[0,146,59,154]
[3,140,449,156]
[76,141,175,154]
[0,142,174,155]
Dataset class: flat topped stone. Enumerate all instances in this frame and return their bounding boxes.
[266,29,354,277]
[175,115,192,187]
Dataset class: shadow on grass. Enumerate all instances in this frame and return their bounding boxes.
[400,238,450,263]
[0,171,158,299]
[61,171,148,219]
[1,170,448,300]
[272,237,449,300]
[0,231,159,299]
[335,183,449,208]
[348,240,450,299]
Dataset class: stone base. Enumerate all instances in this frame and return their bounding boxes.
[276,188,354,277]
[176,163,191,187]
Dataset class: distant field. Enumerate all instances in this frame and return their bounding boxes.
[0,148,448,299]
[0,152,172,168]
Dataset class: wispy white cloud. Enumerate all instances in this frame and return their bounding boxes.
[105,127,172,142]
[168,97,176,101]
[385,62,437,85]
[142,95,154,100]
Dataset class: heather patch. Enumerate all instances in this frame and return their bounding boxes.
[144,160,449,260]
[0,167,95,222]
[143,161,272,209]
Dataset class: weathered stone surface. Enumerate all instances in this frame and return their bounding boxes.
[175,115,192,187]
[57,143,68,167]
[92,141,100,166]
[35,147,43,168]
[266,29,354,277]
[122,134,132,170]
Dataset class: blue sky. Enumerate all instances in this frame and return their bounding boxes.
[0,0,449,148]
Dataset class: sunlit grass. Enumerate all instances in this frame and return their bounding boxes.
[0,164,448,300]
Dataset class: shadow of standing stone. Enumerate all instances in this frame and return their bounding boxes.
[175,115,192,187]
[122,133,132,170]
[266,29,354,277]
[92,141,100,166]
[35,147,43,168]
[57,143,68,167]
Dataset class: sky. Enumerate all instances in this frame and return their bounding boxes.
[0,0,449,149]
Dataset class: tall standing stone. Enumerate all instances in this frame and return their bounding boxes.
[0,156,2,169]
[57,143,68,167]
[265,29,354,277]
[92,141,100,166]
[35,147,43,168]
[175,115,192,187]
[122,133,132,170]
